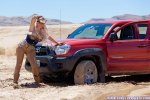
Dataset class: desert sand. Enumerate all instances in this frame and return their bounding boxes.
[0,24,150,100]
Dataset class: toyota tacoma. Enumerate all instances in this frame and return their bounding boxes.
[25,20,150,84]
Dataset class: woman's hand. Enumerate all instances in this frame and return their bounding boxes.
[55,42,65,46]
[29,16,42,32]
[31,17,37,24]
[31,16,42,24]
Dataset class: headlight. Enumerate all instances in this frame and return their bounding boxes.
[55,44,71,55]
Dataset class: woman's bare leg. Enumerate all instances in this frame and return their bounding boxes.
[26,46,40,84]
[13,46,24,84]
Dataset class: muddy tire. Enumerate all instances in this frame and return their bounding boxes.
[74,60,98,85]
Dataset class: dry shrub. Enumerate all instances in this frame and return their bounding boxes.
[0,45,17,56]
[5,45,17,56]
[0,46,5,55]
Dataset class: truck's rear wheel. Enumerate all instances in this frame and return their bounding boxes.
[74,60,98,85]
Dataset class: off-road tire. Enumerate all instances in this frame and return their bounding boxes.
[74,60,98,85]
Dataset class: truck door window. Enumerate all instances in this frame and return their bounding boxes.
[137,24,148,39]
[116,25,135,40]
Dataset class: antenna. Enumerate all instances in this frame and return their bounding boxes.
[59,9,62,40]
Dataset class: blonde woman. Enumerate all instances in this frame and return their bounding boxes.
[13,16,62,88]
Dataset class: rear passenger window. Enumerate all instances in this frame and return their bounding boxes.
[137,24,148,39]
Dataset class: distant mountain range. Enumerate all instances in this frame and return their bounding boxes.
[0,14,150,26]
[85,14,150,23]
[0,14,72,26]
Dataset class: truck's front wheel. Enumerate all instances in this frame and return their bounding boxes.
[74,60,98,85]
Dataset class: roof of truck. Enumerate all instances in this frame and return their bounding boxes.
[86,20,149,25]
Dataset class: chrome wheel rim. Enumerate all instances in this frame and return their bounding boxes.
[84,68,95,84]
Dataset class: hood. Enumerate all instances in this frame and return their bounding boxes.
[37,39,104,46]
[60,39,104,46]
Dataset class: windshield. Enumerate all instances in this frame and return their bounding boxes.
[67,24,112,39]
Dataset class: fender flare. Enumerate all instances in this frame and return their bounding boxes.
[73,48,106,82]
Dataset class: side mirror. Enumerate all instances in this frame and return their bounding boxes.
[109,33,117,42]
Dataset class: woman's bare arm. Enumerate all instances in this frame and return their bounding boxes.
[40,27,61,45]
[29,16,42,32]
[48,36,59,45]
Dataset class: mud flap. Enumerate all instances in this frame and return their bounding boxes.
[99,71,105,83]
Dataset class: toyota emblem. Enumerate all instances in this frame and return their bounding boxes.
[36,47,41,53]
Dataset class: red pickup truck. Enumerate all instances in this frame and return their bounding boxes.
[25,20,150,84]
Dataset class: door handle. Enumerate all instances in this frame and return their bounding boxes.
[137,44,147,48]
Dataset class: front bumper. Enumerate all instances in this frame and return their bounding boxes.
[25,55,76,75]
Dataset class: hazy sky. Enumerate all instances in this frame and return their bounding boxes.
[0,0,149,23]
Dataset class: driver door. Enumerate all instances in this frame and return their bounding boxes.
[107,21,150,73]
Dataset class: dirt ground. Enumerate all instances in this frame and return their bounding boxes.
[0,25,150,100]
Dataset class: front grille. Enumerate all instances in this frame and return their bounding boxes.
[25,57,49,67]
[35,46,55,56]
[26,61,48,67]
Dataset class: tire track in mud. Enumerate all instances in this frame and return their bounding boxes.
[128,85,150,96]
[1,56,150,100]
[0,78,13,88]
[1,74,150,100]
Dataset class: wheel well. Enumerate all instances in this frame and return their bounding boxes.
[70,55,102,80]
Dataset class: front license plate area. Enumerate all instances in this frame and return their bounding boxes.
[36,60,40,67]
